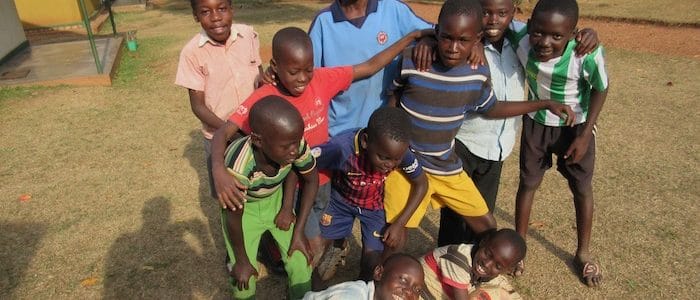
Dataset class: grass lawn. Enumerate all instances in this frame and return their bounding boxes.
[1,0,698,298]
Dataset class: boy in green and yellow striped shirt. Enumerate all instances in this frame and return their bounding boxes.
[221,96,318,299]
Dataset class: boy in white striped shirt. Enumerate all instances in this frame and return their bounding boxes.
[507,0,609,287]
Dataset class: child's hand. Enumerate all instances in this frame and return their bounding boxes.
[574,28,600,57]
[545,101,576,126]
[382,223,406,249]
[260,66,276,86]
[274,209,295,231]
[213,168,247,211]
[231,260,258,291]
[288,232,313,265]
[564,131,593,164]
[467,41,486,70]
[412,36,436,72]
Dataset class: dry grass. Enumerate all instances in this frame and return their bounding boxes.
[517,0,700,26]
[1,0,699,299]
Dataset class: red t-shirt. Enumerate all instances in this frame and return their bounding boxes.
[229,66,354,184]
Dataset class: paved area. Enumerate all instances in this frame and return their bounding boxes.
[0,36,123,86]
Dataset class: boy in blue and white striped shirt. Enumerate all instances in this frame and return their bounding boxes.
[507,0,609,287]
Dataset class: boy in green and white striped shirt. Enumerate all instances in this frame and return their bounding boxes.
[507,0,608,287]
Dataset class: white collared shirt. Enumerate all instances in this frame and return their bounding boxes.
[456,33,526,161]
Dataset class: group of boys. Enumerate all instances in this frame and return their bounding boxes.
[176,0,608,298]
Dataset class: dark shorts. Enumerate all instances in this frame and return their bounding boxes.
[320,198,386,251]
[203,138,217,199]
[294,183,331,239]
[519,116,596,191]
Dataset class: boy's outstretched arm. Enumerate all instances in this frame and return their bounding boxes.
[225,208,259,291]
[383,172,428,248]
[565,87,608,163]
[211,121,247,210]
[484,100,576,126]
[352,29,434,80]
[288,167,319,265]
[188,89,225,130]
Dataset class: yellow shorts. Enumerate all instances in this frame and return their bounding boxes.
[384,170,488,228]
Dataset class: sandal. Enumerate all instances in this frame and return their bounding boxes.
[578,261,603,287]
[510,260,524,277]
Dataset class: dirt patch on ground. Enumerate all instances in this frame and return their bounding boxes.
[407,2,700,59]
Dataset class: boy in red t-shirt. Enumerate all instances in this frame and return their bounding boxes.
[210,27,432,272]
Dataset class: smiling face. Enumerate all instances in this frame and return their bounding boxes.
[362,133,409,174]
[271,44,314,97]
[480,0,515,44]
[374,256,424,300]
[193,0,233,44]
[528,10,576,61]
[471,235,521,282]
[436,13,483,68]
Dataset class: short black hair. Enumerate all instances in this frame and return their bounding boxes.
[481,228,527,262]
[366,107,412,143]
[532,0,579,27]
[272,27,312,62]
[190,0,232,11]
[248,95,303,136]
[383,253,421,270]
[438,0,484,29]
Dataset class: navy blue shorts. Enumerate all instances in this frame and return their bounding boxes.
[320,198,386,251]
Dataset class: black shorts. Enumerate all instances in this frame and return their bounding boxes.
[519,116,596,191]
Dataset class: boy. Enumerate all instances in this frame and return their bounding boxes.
[420,229,526,300]
[314,107,427,281]
[438,0,599,247]
[507,0,609,287]
[303,253,425,300]
[308,0,432,137]
[211,27,432,264]
[385,0,575,240]
[221,96,317,299]
[175,0,261,199]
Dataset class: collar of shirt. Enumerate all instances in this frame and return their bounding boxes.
[197,26,241,48]
[330,0,379,27]
[352,128,365,156]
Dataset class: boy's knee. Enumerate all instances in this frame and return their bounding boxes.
[285,251,313,279]
[518,175,543,191]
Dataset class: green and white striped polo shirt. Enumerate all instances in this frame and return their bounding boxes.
[223,136,315,202]
[508,21,609,126]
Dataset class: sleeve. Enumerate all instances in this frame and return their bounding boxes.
[437,244,473,290]
[227,87,269,133]
[308,15,324,67]
[396,0,433,33]
[399,149,423,180]
[474,68,497,113]
[293,139,317,174]
[505,21,528,51]
[388,51,409,96]
[315,66,354,101]
[174,45,205,91]
[314,139,343,172]
[582,45,609,92]
[249,28,262,67]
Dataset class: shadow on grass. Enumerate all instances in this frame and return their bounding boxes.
[154,0,321,26]
[102,197,216,298]
[492,207,578,275]
[0,222,47,298]
[183,130,224,253]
